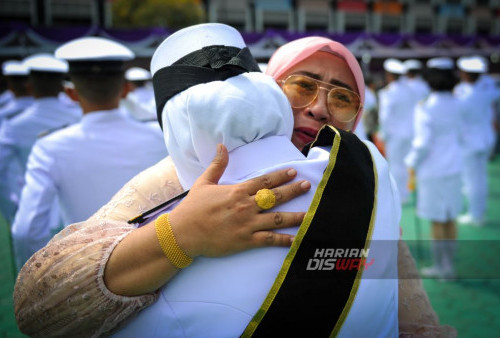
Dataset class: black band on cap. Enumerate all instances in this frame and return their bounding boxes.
[153,46,261,129]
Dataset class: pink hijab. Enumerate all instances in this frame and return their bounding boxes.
[265,36,365,131]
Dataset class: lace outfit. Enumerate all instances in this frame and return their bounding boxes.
[14,157,456,337]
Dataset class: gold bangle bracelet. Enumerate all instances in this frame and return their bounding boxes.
[155,213,193,269]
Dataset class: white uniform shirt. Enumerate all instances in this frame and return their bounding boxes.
[0,97,81,211]
[405,92,464,179]
[121,86,156,121]
[405,76,430,103]
[0,96,34,127]
[113,137,400,338]
[11,108,167,267]
[0,90,14,108]
[378,78,417,141]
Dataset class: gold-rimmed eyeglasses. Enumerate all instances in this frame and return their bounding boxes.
[281,74,361,123]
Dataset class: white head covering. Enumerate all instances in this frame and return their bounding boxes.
[163,71,293,189]
[2,60,29,76]
[55,37,134,61]
[125,67,152,81]
[23,53,68,73]
[404,59,422,70]
[427,57,454,70]
[384,58,406,75]
[457,56,487,73]
[150,23,246,75]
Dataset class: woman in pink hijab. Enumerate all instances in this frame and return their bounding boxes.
[266,36,455,336]
[266,37,365,150]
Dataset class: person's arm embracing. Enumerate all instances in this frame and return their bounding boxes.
[14,145,310,337]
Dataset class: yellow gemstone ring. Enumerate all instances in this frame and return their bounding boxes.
[255,188,276,210]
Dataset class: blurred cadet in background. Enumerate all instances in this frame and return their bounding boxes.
[121,66,156,122]
[0,60,34,220]
[406,57,464,280]
[0,60,33,127]
[378,58,415,203]
[403,59,430,103]
[455,56,500,226]
[0,54,81,223]
[11,37,167,270]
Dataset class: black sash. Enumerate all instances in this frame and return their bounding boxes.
[242,125,377,337]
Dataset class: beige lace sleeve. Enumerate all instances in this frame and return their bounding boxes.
[14,157,184,337]
[398,240,457,337]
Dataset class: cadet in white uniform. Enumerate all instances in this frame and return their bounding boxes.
[0,61,34,220]
[405,57,464,279]
[0,61,33,127]
[0,54,81,222]
[378,58,415,203]
[403,59,430,103]
[455,56,500,226]
[121,67,156,122]
[11,38,168,270]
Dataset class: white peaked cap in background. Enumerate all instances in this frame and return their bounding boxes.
[383,58,406,75]
[23,53,68,73]
[55,36,134,61]
[2,60,29,76]
[150,23,246,76]
[125,67,152,81]
[427,57,454,70]
[404,59,423,70]
[457,56,487,73]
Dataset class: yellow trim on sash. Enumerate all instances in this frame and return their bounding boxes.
[242,125,341,337]
[329,146,379,337]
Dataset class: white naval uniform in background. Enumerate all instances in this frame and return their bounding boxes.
[121,85,156,122]
[405,92,464,221]
[11,108,167,269]
[378,78,417,203]
[0,96,34,219]
[0,96,81,221]
[404,76,430,104]
[454,79,500,223]
[0,90,13,108]
[113,137,400,338]
[0,96,34,127]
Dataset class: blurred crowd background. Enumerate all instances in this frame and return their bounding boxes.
[1,0,500,82]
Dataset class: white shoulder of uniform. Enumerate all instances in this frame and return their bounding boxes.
[417,96,428,107]
[37,124,70,139]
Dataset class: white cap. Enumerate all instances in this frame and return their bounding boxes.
[23,53,68,73]
[457,56,487,73]
[383,58,406,75]
[125,67,151,81]
[55,37,134,61]
[258,63,268,73]
[2,60,29,76]
[427,57,454,70]
[404,59,422,70]
[150,23,246,76]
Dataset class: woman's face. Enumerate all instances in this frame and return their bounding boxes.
[278,51,359,151]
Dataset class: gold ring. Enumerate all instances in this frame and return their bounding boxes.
[255,188,276,210]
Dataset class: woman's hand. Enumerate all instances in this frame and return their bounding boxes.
[105,144,310,296]
[170,144,311,258]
